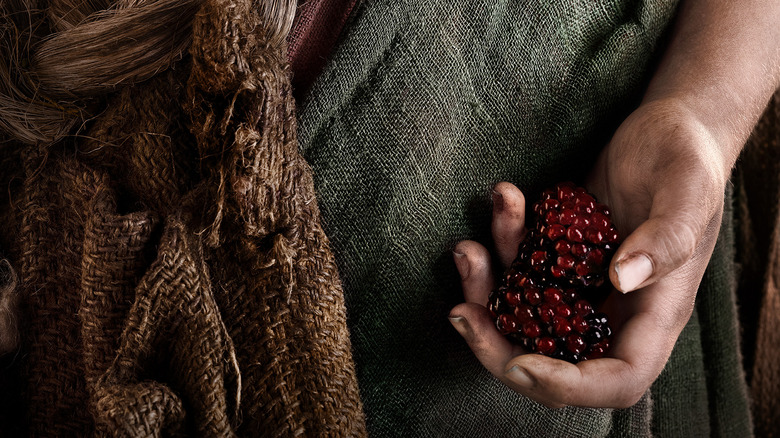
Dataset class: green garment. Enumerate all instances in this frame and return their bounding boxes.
[296,0,752,436]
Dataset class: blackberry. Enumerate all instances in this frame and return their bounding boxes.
[490,182,618,363]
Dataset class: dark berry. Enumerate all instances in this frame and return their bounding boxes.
[554,302,573,319]
[488,182,617,363]
[522,321,542,338]
[498,314,521,334]
[570,315,588,333]
[514,304,534,322]
[538,303,555,324]
[566,226,584,242]
[524,288,542,305]
[566,334,586,354]
[543,287,562,304]
[552,316,572,337]
[554,240,572,254]
[537,337,557,355]
[574,300,593,316]
[547,224,566,240]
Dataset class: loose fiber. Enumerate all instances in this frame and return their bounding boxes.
[0,259,18,356]
[33,0,201,97]
[0,0,200,145]
[0,0,367,435]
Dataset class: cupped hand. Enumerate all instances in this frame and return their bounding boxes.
[449,99,729,408]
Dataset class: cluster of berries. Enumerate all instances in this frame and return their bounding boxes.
[488,182,618,363]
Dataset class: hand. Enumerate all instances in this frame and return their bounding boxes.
[449,100,728,408]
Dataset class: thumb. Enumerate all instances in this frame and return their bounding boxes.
[609,185,719,293]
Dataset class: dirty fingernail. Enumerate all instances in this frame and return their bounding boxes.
[492,190,504,213]
[453,251,469,280]
[506,365,535,389]
[448,316,472,341]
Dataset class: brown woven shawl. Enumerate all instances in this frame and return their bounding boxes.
[0,0,366,435]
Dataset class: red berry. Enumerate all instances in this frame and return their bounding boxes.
[559,209,576,226]
[530,250,547,267]
[490,182,616,362]
[570,315,589,333]
[542,198,560,211]
[574,300,593,316]
[547,224,566,240]
[543,287,562,304]
[545,211,559,225]
[556,254,576,270]
[585,340,610,359]
[506,291,523,306]
[585,248,605,266]
[575,204,593,214]
[514,304,534,322]
[516,274,533,288]
[554,240,571,254]
[585,228,604,244]
[538,304,555,323]
[573,216,590,229]
[552,316,572,337]
[505,270,522,286]
[566,226,584,242]
[557,183,575,202]
[554,302,573,318]
[522,321,542,338]
[575,260,590,277]
[565,334,586,354]
[498,314,520,334]
[571,243,588,257]
[524,287,542,305]
[574,192,595,205]
[537,337,557,355]
[591,212,610,233]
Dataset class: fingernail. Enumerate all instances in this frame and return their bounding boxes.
[506,365,535,389]
[453,251,469,280]
[448,316,473,341]
[492,190,504,213]
[615,254,653,292]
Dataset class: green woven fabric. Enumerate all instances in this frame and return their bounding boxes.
[296,0,752,436]
[650,185,753,437]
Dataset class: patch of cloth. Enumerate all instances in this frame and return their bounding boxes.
[288,0,360,100]
[295,0,752,436]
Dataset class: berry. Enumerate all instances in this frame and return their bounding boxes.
[487,182,617,363]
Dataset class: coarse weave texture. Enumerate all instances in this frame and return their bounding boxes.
[295,0,752,436]
[0,0,366,435]
[735,90,780,438]
[288,0,360,99]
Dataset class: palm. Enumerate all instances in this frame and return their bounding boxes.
[450,102,726,408]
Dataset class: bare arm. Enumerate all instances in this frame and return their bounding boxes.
[450,0,780,408]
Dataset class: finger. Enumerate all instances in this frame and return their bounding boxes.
[609,172,722,293]
[453,240,495,306]
[491,182,527,268]
[449,303,520,375]
[505,284,685,409]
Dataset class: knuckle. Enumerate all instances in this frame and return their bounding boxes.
[541,375,578,407]
[657,217,700,267]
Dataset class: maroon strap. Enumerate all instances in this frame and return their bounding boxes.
[287,0,359,100]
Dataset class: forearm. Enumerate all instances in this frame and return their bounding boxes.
[643,0,780,174]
